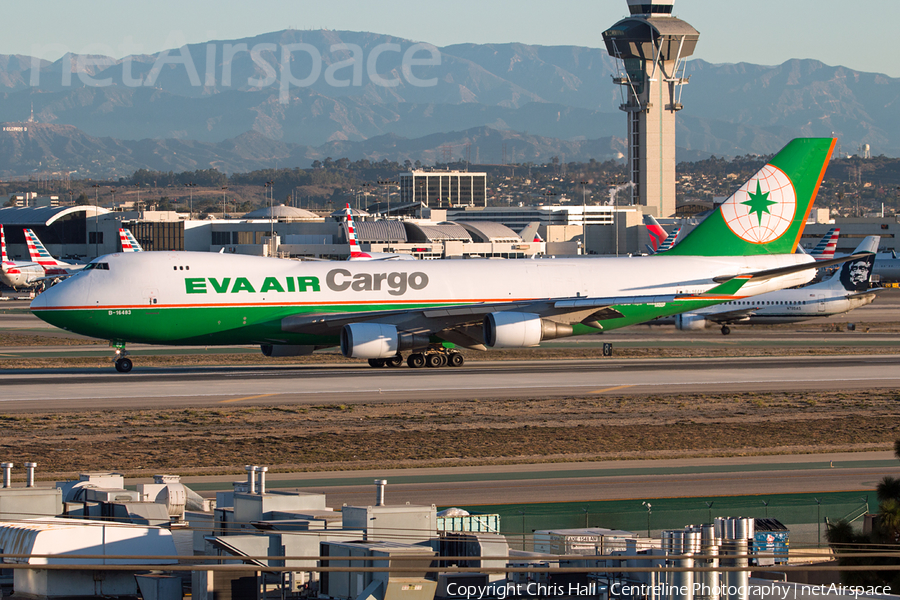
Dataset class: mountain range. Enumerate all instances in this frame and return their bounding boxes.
[0,29,897,177]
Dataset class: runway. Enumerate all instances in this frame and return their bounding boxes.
[2,353,900,412]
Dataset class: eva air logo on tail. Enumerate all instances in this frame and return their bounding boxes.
[719,164,797,244]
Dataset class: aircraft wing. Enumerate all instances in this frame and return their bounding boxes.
[698,306,759,324]
[713,253,871,284]
[278,279,746,349]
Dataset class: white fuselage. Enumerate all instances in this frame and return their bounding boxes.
[694,288,875,324]
[0,261,44,290]
[32,251,816,312]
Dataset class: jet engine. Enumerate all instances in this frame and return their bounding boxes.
[675,313,708,331]
[260,344,316,357]
[340,323,429,359]
[482,312,573,348]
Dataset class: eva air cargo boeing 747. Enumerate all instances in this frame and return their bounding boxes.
[32,138,854,372]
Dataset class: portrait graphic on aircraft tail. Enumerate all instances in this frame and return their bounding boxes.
[839,254,876,293]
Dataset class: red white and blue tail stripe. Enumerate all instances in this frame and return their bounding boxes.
[119,228,143,252]
[810,227,840,261]
[658,227,682,252]
[24,229,62,267]
[0,225,9,265]
[345,203,371,260]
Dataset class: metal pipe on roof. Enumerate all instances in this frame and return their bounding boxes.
[245,465,257,495]
[375,479,387,506]
[255,466,268,495]
[24,462,36,488]
[1,462,13,488]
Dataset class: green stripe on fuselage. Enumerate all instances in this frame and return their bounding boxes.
[35,293,748,347]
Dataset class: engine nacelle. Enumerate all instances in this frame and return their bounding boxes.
[675,313,708,331]
[260,344,316,357]
[483,312,573,348]
[340,323,429,359]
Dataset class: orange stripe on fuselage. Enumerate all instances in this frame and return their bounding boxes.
[31,298,541,311]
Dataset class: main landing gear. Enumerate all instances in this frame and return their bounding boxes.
[720,325,731,336]
[366,348,465,369]
[112,343,133,373]
[367,355,404,368]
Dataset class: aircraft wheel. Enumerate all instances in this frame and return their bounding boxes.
[448,352,465,367]
[407,353,425,369]
[721,325,731,336]
[367,358,386,368]
[115,358,133,373]
[386,355,403,368]
[426,353,444,368]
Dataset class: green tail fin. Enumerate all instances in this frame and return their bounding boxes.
[666,138,835,256]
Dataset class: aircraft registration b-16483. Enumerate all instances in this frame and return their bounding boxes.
[31,138,858,373]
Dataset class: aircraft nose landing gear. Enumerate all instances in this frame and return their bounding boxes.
[112,343,133,373]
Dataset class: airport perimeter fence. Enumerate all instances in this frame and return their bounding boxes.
[457,491,873,550]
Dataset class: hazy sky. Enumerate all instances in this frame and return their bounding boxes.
[5,0,898,77]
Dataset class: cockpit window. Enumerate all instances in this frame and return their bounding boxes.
[84,262,109,271]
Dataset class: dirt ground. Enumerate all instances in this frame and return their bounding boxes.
[0,388,897,481]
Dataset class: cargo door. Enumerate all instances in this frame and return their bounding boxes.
[817,294,826,312]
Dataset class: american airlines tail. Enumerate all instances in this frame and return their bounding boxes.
[518,222,543,243]
[658,227,681,252]
[0,225,9,264]
[343,203,415,261]
[344,203,368,259]
[24,229,63,267]
[810,227,840,261]
[119,229,143,252]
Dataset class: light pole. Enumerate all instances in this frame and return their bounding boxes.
[517,510,527,550]
[377,180,398,218]
[184,182,196,217]
[705,501,714,523]
[91,184,100,258]
[608,177,625,257]
[221,186,228,218]
[580,181,589,254]
[265,181,275,255]
[361,183,373,211]
[815,498,822,546]
[761,500,769,519]
[642,502,652,537]
[582,507,589,528]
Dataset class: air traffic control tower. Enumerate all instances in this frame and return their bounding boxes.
[602,0,699,218]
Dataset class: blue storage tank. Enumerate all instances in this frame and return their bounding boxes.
[751,518,789,565]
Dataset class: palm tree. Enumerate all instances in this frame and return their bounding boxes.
[878,498,900,544]
[877,476,900,503]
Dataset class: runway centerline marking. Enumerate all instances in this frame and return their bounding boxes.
[220,393,280,404]
[591,385,634,394]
